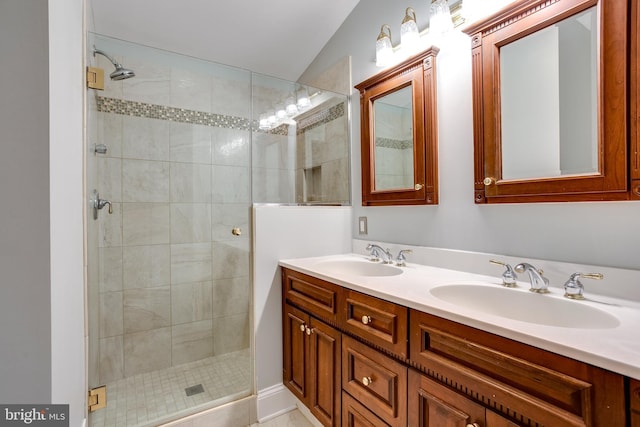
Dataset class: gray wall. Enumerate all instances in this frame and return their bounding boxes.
[0,0,52,403]
[300,0,640,271]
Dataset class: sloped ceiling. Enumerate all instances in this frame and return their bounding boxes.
[90,0,360,82]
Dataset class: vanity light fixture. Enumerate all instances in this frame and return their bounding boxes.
[276,102,287,120]
[285,96,298,116]
[375,24,394,67]
[429,0,454,35]
[259,113,270,130]
[296,87,311,110]
[401,7,420,54]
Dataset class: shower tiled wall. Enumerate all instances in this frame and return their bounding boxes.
[93,50,251,384]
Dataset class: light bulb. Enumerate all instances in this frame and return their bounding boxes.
[430,0,454,35]
[376,24,393,67]
[401,7,420,54]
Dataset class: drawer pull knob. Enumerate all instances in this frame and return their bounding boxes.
[466,423,480,427]
[361,315,372,325]
[299,324,306,332]
[362,376,373,386]
[306,326,314,335]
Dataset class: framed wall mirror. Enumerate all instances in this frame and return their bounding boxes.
[355,48,439,206]
[464,0,635,203]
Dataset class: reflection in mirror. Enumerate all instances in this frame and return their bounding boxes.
[374,85,414,190]
[500,7,598,180]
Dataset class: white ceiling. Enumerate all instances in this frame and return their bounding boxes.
[90,0,361,82]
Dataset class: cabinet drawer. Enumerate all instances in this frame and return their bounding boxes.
[410,309,626,427]
[282,268,340,324]
[342,335,407,426]
[342,289,408,358]
[342,391,390,427]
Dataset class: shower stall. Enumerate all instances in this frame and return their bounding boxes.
[86,34,349,427]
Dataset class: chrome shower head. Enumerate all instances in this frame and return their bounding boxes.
[93,47,135,80]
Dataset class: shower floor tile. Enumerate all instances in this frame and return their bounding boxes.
[90,349,252,427]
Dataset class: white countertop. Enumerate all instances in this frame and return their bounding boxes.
[280,253,640,380]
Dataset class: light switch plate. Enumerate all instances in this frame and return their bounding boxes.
[358,216,368,235]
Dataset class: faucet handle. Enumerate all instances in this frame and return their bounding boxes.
[396,249,413,266]
[489,260,518,287]
[564,272,603,300]
[368,246,381,262]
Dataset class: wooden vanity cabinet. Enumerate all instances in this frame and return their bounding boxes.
[631,378,640,427]
[410,310,627,426]
[408,369,519,427]
[282,267,629,426]
[283,303,341,427]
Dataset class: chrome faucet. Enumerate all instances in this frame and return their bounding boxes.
[366,244,393,264]
[395,249,413,267]
[514,263,549,293]
[489,260,518,287]
[564,272,603,300]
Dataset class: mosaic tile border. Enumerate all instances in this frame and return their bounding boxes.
[376,137,413,150]
[96,96,250,130]
[96,96,346,136]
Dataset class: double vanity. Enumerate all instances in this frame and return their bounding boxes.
[280,250,640,426]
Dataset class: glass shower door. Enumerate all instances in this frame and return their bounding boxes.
[86,34,252,427]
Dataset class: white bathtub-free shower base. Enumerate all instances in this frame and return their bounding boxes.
[90,348,252,427]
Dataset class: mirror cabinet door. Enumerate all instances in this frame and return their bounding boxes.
[465,0,630,203]
[356,48,439,206]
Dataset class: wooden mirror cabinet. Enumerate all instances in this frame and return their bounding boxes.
[464,0,639,203]
[355,48,439,206]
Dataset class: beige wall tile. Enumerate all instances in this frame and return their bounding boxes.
[99,335,124,384]
[211,240,250,280]
[122,203,170,246]
[171,320,214,365]
[123,287,171,333]
[122,115,171,161]
[171,243,213,284]
[211,203,250,241]
[211,128,250,167]
[171,281,213,325]
[170,163,212,203]
[213,312,249,355]
[123,327,172,377]
[123,245,171,289]
[211,166,250,203]
[97,157,122,202]
[122,159,170,202]
[170,122,212,164]
[171,204,212,244]
[171,68,212,113]
[98,202,122,247]
[98,246,123,292]
[121,57,171,105]
[212,277,250,317]
[100,291,123,338]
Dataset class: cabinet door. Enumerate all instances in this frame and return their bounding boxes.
[308,317,341,427]
[343,392,390,427]
[408,369,484,427]
[631,379,640,427]
[342,335,407,426]
[283,304,309,402]
[486,411,521,427]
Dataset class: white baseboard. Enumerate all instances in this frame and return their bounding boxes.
[256,384,296,423]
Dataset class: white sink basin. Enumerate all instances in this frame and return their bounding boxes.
[430,284,619,329]
[314,259,403,277]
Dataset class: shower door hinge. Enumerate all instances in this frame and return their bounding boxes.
[87,66,105,90]
[88,385,107,412]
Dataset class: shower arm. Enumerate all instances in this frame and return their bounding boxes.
[93,48,121,68]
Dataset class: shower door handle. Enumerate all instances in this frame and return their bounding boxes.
[92,190,113,220]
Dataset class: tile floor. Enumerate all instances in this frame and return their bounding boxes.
[90,349,251,427]
[248,410,313,427]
